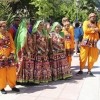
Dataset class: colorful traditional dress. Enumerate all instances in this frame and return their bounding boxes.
[0,33,16,68]
[15,20,34,83]
[0,31,16,89]
[63,28,74,56]
[79,20,100,70]
[32,20,51,84]
[17,33,35,83]
[49,22,72,81]
[62,26,74,67]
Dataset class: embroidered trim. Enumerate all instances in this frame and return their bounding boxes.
[81,39,98,47]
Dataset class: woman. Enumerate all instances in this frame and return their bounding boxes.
[0,21,20,94]
[32,20,51,84]
[15,20,34,84]
[49,22,73,81]
[44,18,52,34]
[62,21,74,68]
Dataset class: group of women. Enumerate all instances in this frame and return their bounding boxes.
[15,19,74,84]
[1,13,100,94]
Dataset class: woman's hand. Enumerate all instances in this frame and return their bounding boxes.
[27,52,31,60]
[8,53,14,59]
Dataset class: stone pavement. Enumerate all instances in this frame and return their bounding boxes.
[0,54,100,100]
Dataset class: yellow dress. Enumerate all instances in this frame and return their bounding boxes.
[62,26,74,67]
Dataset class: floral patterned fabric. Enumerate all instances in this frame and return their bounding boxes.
[81,39,98,47]
[64,31,74,56]
[0,34,16,68]
[33,32,52,84]
[17,33,34,83]
[49,32,73,81]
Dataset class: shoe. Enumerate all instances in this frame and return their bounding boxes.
[73,53,79,57]
[76,70,83,76]
[12,87,20,92]
[87,71,94,76]
[1,89,7,94]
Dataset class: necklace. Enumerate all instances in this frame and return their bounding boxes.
[37,30,45,41]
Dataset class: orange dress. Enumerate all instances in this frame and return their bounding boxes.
[62,26,74,67]
[0,32,16,89]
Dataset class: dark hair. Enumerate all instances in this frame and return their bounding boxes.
[30,18,36,22]
[14,16,20,21]
[47,18,51,22]
[75,22,79,28]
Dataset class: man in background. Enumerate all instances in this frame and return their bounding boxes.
[8,16,20,40]
[28,18,36,34]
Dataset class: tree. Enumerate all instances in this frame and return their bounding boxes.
[79,0,99,14]
[0,1,15,27]
[1,0,100,24]
[30,0,53,20]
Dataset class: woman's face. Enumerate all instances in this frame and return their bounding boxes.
[62,18,68,25]
[38,22,44,30]
[90,16,96,23]
[55,24,61,32]
[64,23,70,30]
[0,23,7,34]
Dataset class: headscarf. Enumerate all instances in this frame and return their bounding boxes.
[32,20,47,37]
[14,19,27,61]
[32,20,43,34]
[50,22,60,32]
[50,22,64,38]
[89,13,96,18]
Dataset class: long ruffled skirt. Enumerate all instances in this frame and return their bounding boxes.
[34,54,52,84]
[50,52,72,81]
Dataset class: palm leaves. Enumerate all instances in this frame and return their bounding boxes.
[0,1,15,28]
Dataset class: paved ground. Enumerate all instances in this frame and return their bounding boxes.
[0,54,100,100]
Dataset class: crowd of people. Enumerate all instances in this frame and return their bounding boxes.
[0,12,100,94]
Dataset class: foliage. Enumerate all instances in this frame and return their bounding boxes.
[30,0,53,20]
[0,0,18,2]
[0,0,100,24]
[30,0,100,23]
[0,2,15,28]
[80,0,97,14]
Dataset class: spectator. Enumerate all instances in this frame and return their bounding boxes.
[8,16,21,40]
[74,22,83,55]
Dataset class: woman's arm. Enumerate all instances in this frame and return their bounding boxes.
[50,37,53,52]
[33,34,37,52]
[24,35,30,55]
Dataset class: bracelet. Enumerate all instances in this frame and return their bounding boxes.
[46,49,49,51]
[38,50,41,54]
[27,52,30,55]
[52,49,55,52]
